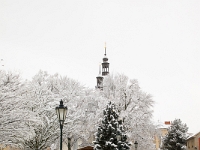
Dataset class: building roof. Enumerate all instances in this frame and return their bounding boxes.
[156,121,171,129]
[187,131,200,140]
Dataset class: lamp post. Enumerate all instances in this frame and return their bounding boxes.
[117,117,123,150]
[134,141,138,150]
[116,132,121,150]
[56,100,68,150]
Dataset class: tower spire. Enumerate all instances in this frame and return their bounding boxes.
[104,42,106,56]
[99,63,101,75]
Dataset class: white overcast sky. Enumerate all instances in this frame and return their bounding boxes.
[1,0,200,133]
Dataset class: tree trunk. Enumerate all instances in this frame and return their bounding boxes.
[68,137,71,150]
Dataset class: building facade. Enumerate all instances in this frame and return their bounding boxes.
[154,121,171,150]
[186,132,200,150]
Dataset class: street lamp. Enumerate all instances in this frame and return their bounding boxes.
[116,132,121,150]
[116,134,121,141]
[56,100,68,150]
[134,141,138,150]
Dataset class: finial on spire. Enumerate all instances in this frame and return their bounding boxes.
[104,42,106,56]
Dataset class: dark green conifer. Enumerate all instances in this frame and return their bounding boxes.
[94,101,130,150]
[162,119,188,150]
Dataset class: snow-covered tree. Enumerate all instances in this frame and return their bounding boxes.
[11,71,59,150]
[94,101,130,150]
[8,70,91,150]
[0,70,29,146]
[24,71,94,150]
[162,119,188,150]
[101,74,156,150]
[0,70,156,150]
[42,71,91,148]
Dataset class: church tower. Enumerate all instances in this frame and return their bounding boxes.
[102,44,109,76]
[96,44,110,89]
[96,64,103,89]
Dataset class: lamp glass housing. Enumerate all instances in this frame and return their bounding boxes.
[116,134,121,141]
[56,100,68,126]
[134,141,138,149]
